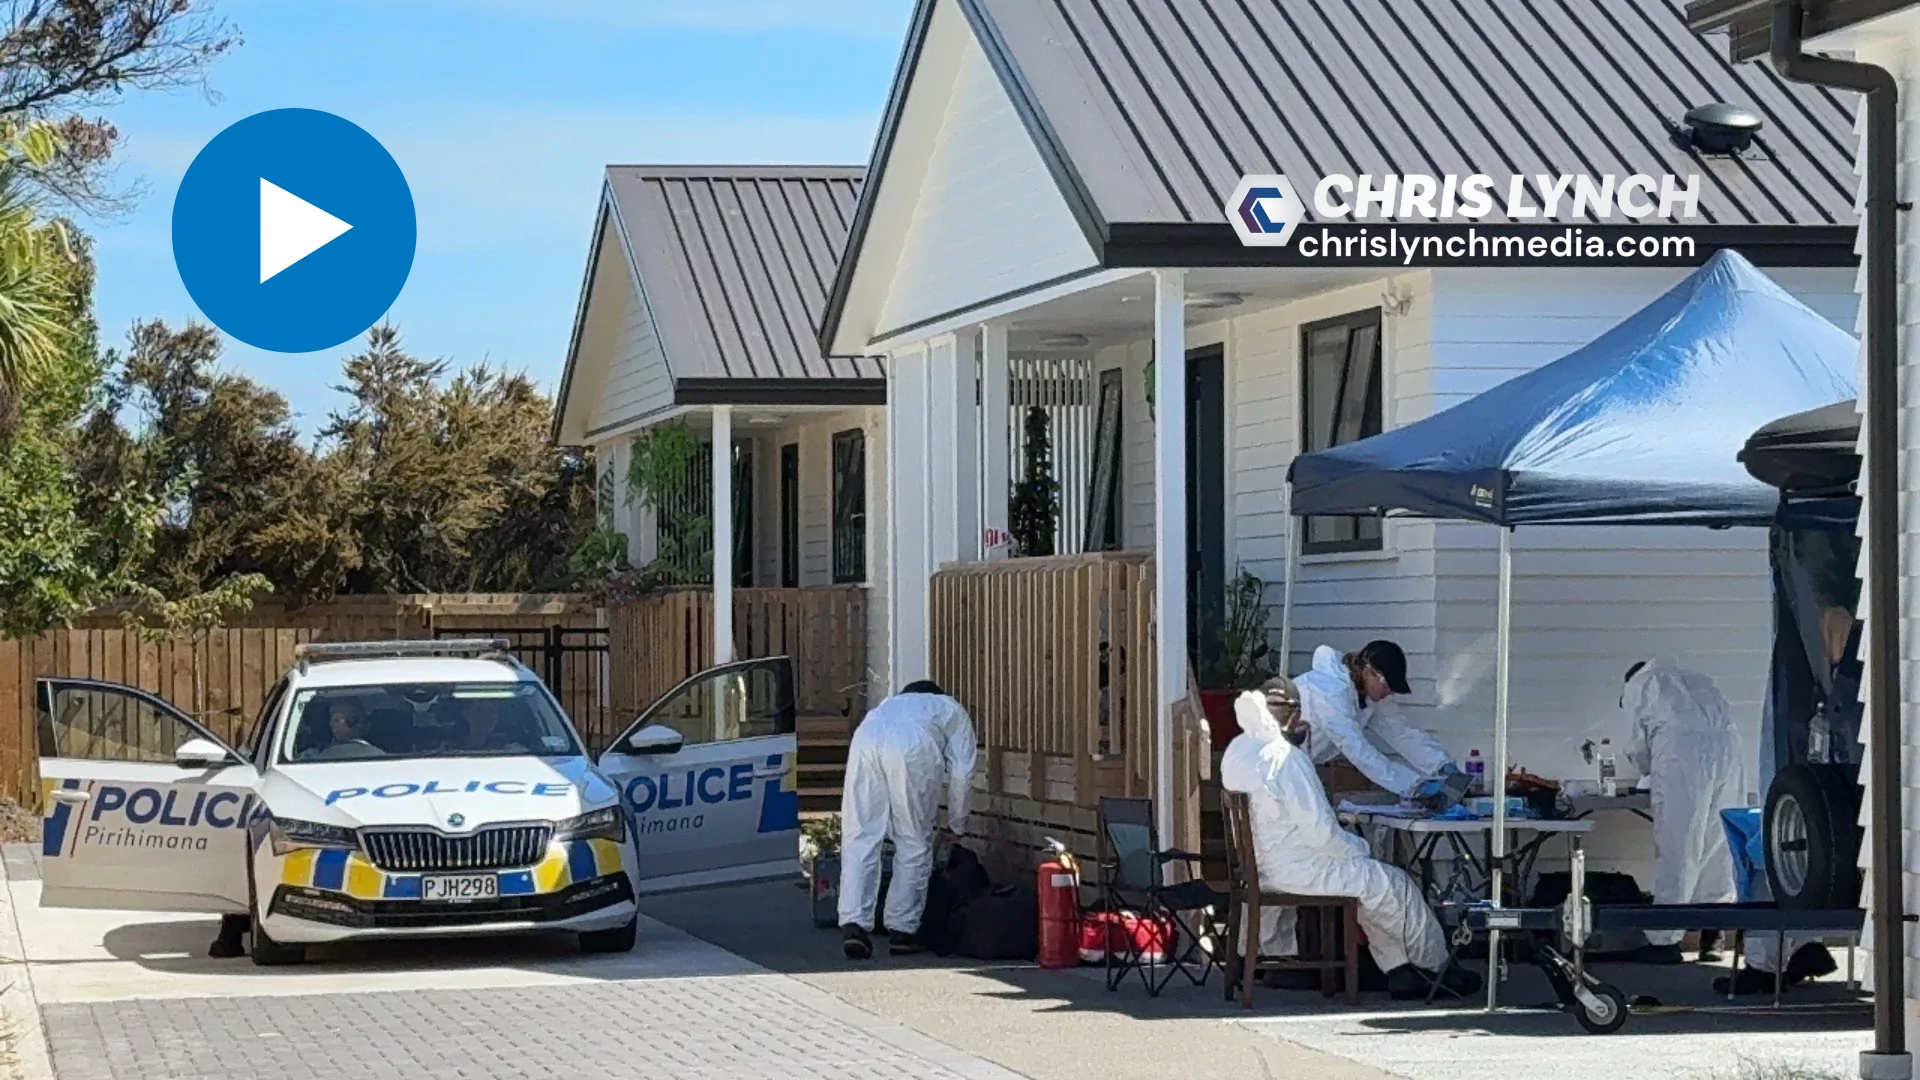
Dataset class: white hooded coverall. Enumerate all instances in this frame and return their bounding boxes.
[1622,658,1746,949]
[836,691,978,934]
[1220,691,1449,973]
[1295,645,1452,797]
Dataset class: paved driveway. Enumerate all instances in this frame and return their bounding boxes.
[0,845,1021,1080]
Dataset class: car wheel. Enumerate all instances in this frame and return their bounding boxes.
[246,862,306,966]
[579,917,638,954]
[1765,763,1862,910]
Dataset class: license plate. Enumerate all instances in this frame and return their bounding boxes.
[421,874,498,902]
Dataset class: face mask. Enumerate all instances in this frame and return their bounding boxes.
[1282,721,1309,747]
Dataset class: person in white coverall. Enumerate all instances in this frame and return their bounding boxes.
[1622,659,1837,990]
[837,680,978,960]
[1294,640,1455,797]
[1220,681,1481,999]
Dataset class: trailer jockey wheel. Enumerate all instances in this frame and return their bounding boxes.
[1572,982,1629,1035]
[1765,764,1862,910]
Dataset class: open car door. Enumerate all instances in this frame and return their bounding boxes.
[36,679,259,913]
[597,658,800,893]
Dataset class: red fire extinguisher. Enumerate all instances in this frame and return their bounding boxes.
[1037,837,1081,969]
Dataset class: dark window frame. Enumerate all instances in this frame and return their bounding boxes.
[1300,309,1386,556]
[779,443,800,588]
[831,429,867,584]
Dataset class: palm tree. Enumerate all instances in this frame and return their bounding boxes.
[0,122,72,427]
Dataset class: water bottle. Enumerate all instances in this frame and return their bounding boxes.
[1464,749,1485,795]
[1597,737,1618,797]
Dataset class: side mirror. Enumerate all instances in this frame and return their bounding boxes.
[175,738,236,769]
[623,724,685,756]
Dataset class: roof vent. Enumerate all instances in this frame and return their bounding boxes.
[1684,103,1763,154]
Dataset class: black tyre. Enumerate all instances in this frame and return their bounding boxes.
[1573,983,1629,1035]
[1765,763,1862,910]
[579,916,638,954]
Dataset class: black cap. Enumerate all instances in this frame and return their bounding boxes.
[1359,640,1411,695]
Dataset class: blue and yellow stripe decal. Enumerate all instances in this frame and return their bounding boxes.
[41,778,82,857]
[756,752,799,835]
[278,839,625,900]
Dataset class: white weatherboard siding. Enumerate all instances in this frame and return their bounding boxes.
[865,407,892,697]
[1823,15,1920,1006]
[869,1,1097,344]
[579,218,675,439]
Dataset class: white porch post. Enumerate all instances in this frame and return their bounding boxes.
[711,404,735,665]
[927,333,966,567]
[1152,268,1188,848]
[952,329,981,563]
[980,323,1011,561]
[888,344,934,688]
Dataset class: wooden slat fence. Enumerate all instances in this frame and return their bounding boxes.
[929,552,1207,882]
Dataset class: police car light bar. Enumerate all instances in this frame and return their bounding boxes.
[293,639,518,672]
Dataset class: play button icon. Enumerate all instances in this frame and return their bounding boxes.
[172,109,415,353]
[259,179,352,283]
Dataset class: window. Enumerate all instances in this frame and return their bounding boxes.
[1301,309,1385,554]
[635,661,795,748]
[245,676,290,765]
[278,682,581,764]
[37,682,210,763]
[832,428,866,584]
[779,443,800,588]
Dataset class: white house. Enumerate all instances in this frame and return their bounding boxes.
[823,0,1861,859]
[552,166,888,678]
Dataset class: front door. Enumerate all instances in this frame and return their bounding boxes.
[597,658,800,893]
[36,679,259,913]
[1185,345,1227,677]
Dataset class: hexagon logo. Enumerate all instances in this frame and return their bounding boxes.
[1227,174,1305,247]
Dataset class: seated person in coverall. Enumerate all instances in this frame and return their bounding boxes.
[1294,639,1455,797]
[836,680,978,960]
[1220,681,1481,1000]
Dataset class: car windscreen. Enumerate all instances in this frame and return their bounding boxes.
[278,682,582,764]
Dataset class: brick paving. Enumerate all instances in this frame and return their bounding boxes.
[41,973,1024,1080]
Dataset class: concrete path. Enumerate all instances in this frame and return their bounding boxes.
[0,845,1023,1080]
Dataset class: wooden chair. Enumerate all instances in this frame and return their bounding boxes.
[1220,791,1361,1007]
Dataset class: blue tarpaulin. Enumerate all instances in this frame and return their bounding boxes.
[1286,251,1859,527]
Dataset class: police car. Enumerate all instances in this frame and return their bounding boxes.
[35,639,800,964]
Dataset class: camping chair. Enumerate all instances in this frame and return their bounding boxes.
[1096,796,1225,995]
[1220,792,1361,1007]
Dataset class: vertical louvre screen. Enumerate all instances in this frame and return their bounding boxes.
[832,429,866,584]
[1301,310,1385,554]
[779,443,799,588]
[1009,356,1095,557]
[652,438,755,585]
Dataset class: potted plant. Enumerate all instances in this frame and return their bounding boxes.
[1198,569,1281,752]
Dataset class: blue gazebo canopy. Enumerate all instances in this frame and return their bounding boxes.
[1286,250,1859,528]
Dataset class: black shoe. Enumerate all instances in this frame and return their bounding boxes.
[1714,966,1781,996]
[888,931,926,956]
[1386,965,1427,1000]
[841,924,872,960]
[1634,943,1685,965]
[208,914,249,959]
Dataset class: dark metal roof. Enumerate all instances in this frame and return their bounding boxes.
[968,0,1858,230]
[1688,0,1917,61]
[604,165,882,382]
[822,0,1861,351]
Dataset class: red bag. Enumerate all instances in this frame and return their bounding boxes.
[1077,910,1172,965]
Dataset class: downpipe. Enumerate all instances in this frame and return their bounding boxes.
[1770,3,1909,1077]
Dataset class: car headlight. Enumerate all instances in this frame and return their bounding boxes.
[554,806,626,843]
[269,818,357,857]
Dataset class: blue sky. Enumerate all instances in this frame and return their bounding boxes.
[90,0,912,435]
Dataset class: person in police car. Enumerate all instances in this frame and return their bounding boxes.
[295,700,371,760]
[449,697,527,754]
